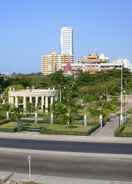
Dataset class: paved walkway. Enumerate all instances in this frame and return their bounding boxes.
[91,116,119,137]
[0,171,131,184]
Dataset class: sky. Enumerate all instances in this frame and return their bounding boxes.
[0,0,132,73]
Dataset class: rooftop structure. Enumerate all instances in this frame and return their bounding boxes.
[80,53,109,64]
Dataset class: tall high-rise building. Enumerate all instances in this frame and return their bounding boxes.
[60,27,73,56]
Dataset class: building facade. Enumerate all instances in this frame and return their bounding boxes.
[62,62,122,75]
[60,27,73,56]
[80,53,109,64]
[41,52,74,75]
[41,52,57,75]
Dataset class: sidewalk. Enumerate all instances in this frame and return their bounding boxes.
[0,171,131,184]
[0,131,132,144]
[91,116,119,137]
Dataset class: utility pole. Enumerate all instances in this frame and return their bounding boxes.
[120,63,123,124]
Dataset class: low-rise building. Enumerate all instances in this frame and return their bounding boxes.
[80,53,109,64]
[41,51,131,75]
[41,51,74,75]
[62,62,122,75]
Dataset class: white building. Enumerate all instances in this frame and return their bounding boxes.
[99,53,109,62]
[60,27,73,56]
[112,58,132,71]
[62,62,122,75]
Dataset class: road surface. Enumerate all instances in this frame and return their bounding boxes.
[0,150,132,182]
[0,138,132,181]
[0,138,132,154]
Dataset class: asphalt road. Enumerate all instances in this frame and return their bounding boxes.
[0,138,132,154]
[0,151,132,181]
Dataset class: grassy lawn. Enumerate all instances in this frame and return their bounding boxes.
[121,121,132,136]
[23,182,41,184]
[115,112,132,137]
[40,123,99,136]
[0,122,17,128]
[123,125,132,134]
[0,122,17,132]
[0,120,99,135]
[43,123,92,132]
[19,121,99,135]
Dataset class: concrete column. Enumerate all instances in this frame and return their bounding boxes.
[35,96,38,109]
[84,113,87,127]
[50,112,54,124]
[10,97,14,105]
[15,96,18,108]
[23,96,26,111]
[41,96,44,111]
[8,96,11,104]
[50,96,54,107]
[29,96,32,103]
[35,112,38,123]
[6,111,9,120]
[45,96,48,113]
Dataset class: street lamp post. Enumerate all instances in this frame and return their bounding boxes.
[123,90,127,123]
[120,63,123,124]
[28,155,32,181]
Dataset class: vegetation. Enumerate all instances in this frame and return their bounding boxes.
[114,108,132,137]
[23,182,41,184]
[40,123,99,136]
[0,69,132,135]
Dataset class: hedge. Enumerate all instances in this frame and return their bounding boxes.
[40,124,99,136]
[0,127,17,132]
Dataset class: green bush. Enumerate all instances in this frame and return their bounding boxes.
[0,127,17,132]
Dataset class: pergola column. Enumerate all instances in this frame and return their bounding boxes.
[45,96,48,113]
[50,96,54,107]
[15,96,18,108]
[41,96,44,111]
[35,96,38,109]
[29,96,32,103]
[23,96,26,111]
[10,97,14,105]
[8,96,11,104]
[8,96,12,104]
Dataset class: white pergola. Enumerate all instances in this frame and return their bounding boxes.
[8,88,58,112]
